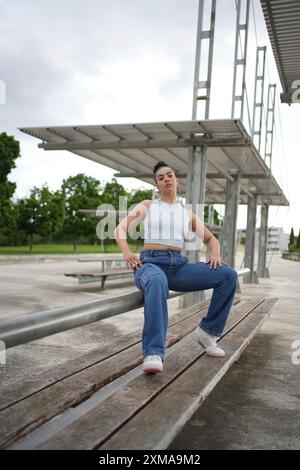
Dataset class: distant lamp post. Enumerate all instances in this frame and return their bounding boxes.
[72,210,77,253]
[28,217,34,254]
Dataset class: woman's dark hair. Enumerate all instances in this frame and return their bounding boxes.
[153,161,175,181]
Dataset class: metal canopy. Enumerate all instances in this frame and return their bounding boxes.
[260,0,300,104]
[19,118,288,206]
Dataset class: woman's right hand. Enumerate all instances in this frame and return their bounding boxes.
[123,250,143,271]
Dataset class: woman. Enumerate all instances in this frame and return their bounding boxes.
[114,161,238,373]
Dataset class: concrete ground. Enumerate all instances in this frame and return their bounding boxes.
[0,252,188,392]
[0,253,136,320]
[0,249,299,449]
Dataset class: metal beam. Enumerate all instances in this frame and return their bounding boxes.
[220,172,241,268]
[206,203,215,262]
[261,0,289,94]
[0,291,183,349]
[0,270,249,349]
[208,161,254,198]
[252,46,267,152]
[38,137,250,151]
[244,194,259,283]
[264,84,276,169]
[192,0,217,120]
[113,171,272,179]
[232,0,250,121]
[257,204,270,278]
[180,145,208,308]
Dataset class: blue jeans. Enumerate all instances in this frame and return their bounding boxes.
[134,249,238,360]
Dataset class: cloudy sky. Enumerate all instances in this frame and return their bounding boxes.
[0,0,299,234]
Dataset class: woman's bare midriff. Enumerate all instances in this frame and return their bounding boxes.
[142,243,182,251]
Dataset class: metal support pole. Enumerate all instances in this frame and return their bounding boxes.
[257,204,270,278]
[181,0,215,308]
[244,194,259,283]
[192,0,216,120]
[231,0,250,121]
[208,203,214,225]
[252,46,267,152]
[152,186,157,200]
[206,204,215,261]
[220,172,241,268]
[180,145,208,308]
[264,84,276,169]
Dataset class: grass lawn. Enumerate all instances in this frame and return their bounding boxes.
[0,244,142,255]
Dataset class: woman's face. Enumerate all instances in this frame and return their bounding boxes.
[155,166,178,195]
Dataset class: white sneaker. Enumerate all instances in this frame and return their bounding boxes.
[143,355,163,373]
[194,326,225,358]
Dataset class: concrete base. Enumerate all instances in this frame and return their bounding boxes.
[243,270,259,284]
[282,252,300,262]
[263,267,270,278]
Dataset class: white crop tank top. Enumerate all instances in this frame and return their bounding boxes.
[142,199,191,248]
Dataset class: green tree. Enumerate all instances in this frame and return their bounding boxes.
[16,185,64,253]
[1,203,23,245]
[289,227,295,252]
[204,205,221,225]
[128,188,153,208]
[61,174,102,252]
[296,229,300,251]
[0,133,20,243]
[96,179,130,250]
[100,178,128,208]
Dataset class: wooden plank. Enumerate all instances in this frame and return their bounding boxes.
[0,298,259,449]
[0,299,214,411]
[77,255,124,263]
[0,298,249,449]
[65,269,132,277]
[30,298,266,450]
[1,299,222,448]
[99,298,279,450]
[65,269,133,285]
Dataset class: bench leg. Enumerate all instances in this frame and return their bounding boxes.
[101,276,107,289]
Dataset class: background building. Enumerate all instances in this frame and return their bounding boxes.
[237,227,288,252]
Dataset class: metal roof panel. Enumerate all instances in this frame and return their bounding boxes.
[260,0,300,97]
[19,118,289,206]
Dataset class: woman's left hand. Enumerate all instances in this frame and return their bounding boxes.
[206,255,229,269]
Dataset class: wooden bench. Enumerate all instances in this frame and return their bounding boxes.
[77,257,125,270]
[64,268,133,287]
[64,266,250,289]
[0,296,278,450]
